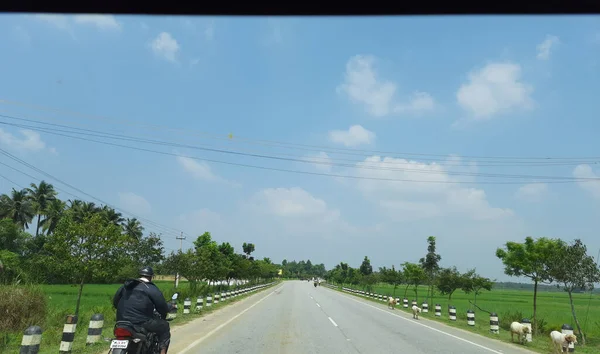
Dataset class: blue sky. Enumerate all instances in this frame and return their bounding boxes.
[1,14,600,281]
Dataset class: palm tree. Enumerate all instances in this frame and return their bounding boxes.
[68,200,99,223]
[101,205,124,226]
[40,199,66,235]
[0,189,35,230]
[123,218,144,240]
[26,181,58,237]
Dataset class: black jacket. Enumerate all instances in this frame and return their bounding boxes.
[113,278,170,324]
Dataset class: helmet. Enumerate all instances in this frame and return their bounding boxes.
[139,266,154,277]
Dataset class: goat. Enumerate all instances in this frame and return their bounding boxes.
[549,330,577,354]
[411,305,421,319]
[509,322,531,344]
[387,296,397,309]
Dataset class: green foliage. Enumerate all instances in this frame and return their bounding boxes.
[359,256,373,276]
[419,236,441,302]
[496,236,562,334]
[461,268,494,306]
[280,259,326,279]
[242,242,255,259]
[0,218,29,253]
[0,179,286,352]
[496,237,560,282]
[401,262,427,301]
[547,238,600,345]
[379,265,402,295]
[436,266,464,300]
[44,211,127,284]
[25,180,58,237]
[0,188,35,230]
[44,211,128,315]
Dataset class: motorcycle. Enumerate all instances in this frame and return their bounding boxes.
[108,293,179,354]
[314,281,317,288]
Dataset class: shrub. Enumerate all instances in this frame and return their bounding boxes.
[499,310,526,331]
[0,284,47,332]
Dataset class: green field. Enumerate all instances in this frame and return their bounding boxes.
[331,282,600,354]
[1,280,277,354]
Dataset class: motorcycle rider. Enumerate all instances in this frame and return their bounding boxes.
[112,266,171,354]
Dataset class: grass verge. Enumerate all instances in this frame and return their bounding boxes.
[1,280,280,354]
[324,283,600,354]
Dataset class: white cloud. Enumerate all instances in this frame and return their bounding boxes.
[394,91,435,114]
[177,156,219,181]
[73,15,121,31]
[176,156,241,187]
[0,128,56,154]
[349,155,513,221]
[204,22,215,41]
[243,187,356,238]
[34,14,70,30]
[34,14,121,32]
[303,152,333,172]
[249,187,338,218]
[337,55,435,118]
[515,183,548,202]
[456,62,534,120]
[328,125,376,147]
[151,32,180,62]
[573,164,600,199]
[171,188,364,260]
[537,35,560,60]
[118,192,151,215]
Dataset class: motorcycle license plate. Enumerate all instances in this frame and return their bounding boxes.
[110,340,129,349]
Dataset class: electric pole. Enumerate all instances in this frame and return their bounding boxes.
[175,232,186,289]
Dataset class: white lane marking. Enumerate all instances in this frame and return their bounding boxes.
[178,284,284,354]
[316,303,321,308]
[331,290,504,354]
[310,296,314,299]
[328,317,338,327]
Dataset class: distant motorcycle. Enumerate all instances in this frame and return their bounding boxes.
[108,293,178,354]
[314,281,317,288]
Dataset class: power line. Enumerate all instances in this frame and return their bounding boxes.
[2,113,600,169]
[0,159,181,239]
[0,149,188,239]
[0,124,587,186]
[5,112,597,168]
[0,173,24,189]
[1,98,599,161]
[1,169,181,254]
[0,117,598,184]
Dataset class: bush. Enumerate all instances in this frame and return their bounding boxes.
[499,310,526,331]
[0,284,47,332]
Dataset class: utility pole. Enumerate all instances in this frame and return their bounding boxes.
[175,232,186,289]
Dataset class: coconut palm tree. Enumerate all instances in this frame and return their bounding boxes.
[0,189,35,230]
[101,205,124,226]
[26,180,58,237]
[68,200,99,223]
[123,217,144,240]
[40,198,67,235]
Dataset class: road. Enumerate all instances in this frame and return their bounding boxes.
[168,281,535,354]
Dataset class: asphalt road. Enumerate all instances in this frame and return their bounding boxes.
[170,281,535,354]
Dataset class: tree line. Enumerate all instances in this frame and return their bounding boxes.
[325,235,600,346]
[159,233,281,293]
[0,180,281,317]
[279,259,327,279]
